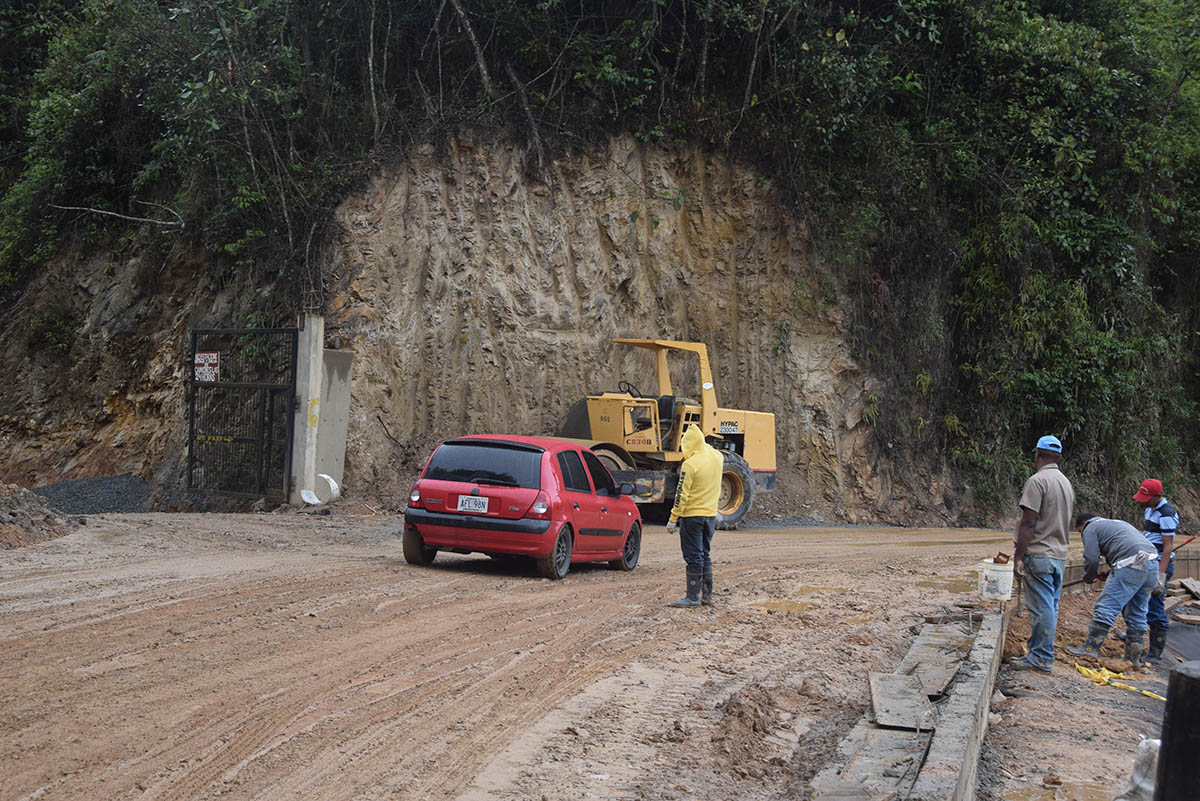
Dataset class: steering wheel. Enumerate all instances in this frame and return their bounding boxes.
[617,380,643,397]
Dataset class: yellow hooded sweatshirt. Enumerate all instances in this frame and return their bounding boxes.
[670,424,723,522]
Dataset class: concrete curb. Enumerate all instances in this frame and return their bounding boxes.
[907,612,1007,801]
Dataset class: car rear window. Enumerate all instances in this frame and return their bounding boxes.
[424,442,542,489]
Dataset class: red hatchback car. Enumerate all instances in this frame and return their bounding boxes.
[402,435,643,579]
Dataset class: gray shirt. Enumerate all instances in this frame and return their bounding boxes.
[1081,517,1158,582]
[1017,463,1075,560]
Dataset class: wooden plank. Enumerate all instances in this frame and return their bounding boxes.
[1165,595,1195,614]
[1173,613,1200,625]
[870,672,935,731]
[1180,577,1200,599]
[812,719,930,801]
[894,623,975,697]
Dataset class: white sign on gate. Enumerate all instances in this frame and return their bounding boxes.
[194,351,220,382]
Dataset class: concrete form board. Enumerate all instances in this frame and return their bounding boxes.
[316,349,354,488]
[869,672,934,731]
[808,613,1005,801]
[906,613,1005,801]
[812,719,930,800]
[895,624,975,697]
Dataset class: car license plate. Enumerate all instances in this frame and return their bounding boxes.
[457,495,489,513]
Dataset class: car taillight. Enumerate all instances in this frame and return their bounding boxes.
[408,488,423,509]
[526,491,551,520]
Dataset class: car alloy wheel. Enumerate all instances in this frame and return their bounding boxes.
[538,527,573,579]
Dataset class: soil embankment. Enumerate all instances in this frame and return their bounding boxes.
[1,135,962,525]
[0,483,70,549]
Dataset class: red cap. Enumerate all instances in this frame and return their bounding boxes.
[1133,478,1162,503]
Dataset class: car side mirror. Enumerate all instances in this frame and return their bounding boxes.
[619,482,635,496]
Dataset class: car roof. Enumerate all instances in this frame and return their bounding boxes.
[447,434,583,453]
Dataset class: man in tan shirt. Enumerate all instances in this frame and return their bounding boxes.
[1009,435,1075,672]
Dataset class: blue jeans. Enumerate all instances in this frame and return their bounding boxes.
[1023,555,1065,669]
[679,516,715,569]
[1096,563,1157,632]
[1144,558,1174,631]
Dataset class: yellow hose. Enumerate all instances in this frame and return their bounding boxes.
[1074,663,1166,701]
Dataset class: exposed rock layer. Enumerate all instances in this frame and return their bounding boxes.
[1,135,940,523]
[330,135,897,521]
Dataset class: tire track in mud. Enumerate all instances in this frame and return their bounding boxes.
[153,580,692,800]
[0,515,1009,801]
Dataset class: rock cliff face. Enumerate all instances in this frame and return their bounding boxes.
[329,135,905,522]
[0,135,945,523]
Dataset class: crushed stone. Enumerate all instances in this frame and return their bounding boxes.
[34,475,151,514]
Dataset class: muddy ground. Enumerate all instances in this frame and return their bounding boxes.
[0,513,1166,801]
[981,583,1177,801]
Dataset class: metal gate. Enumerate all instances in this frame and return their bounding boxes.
[187,328,299,500]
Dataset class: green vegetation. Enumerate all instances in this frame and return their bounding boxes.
[1,0,1197,509]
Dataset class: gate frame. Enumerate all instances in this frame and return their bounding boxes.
[187,328,299,501]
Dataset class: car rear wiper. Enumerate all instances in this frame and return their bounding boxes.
[471,476,519,487]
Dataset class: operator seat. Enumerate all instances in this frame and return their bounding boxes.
[657,395,677,440]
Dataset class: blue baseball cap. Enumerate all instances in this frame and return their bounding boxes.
[1035,435,1062,453]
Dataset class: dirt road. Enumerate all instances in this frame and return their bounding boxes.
[0,513,1130,801]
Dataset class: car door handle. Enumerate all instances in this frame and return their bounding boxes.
[573,503,580,509]
[601,506,607,512]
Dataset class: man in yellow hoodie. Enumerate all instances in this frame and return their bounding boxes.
[667,424,724,607]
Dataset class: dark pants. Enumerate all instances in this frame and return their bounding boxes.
[1144,558,1175,631]
[679,516,715,569]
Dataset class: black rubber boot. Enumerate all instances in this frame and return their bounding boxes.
[1125,630,1146,670]
[1146,629,1168,663]
[1067,621,1111,659]
[701,568,714,606]
[671,566,702,607]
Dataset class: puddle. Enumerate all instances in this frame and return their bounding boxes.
[1000,781,1113,801]
[915,573,979,593]
[791,585,840,594]
[751,598,815,613]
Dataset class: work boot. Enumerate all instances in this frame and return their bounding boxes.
[671,566,703,608]
[1115,629,1127,642]
[1146,629,1168,663]
[1124,630,1146,670]
[1066,621,1111,660]
[1006,655,1051,673]
[701,567,714,606]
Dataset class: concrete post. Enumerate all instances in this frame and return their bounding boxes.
[316,349,354,489]
[1154,660,1200,801]
[289,313,324,505]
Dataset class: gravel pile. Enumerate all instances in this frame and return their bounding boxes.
[1,484,71,549]
[34,475,152,514]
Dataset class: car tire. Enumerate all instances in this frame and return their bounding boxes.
[716,451,755,531]
[608,524,641,571]
[402,527,438,565]
[537,526,573,579]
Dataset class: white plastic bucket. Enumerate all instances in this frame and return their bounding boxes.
[978,558,1014,601]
